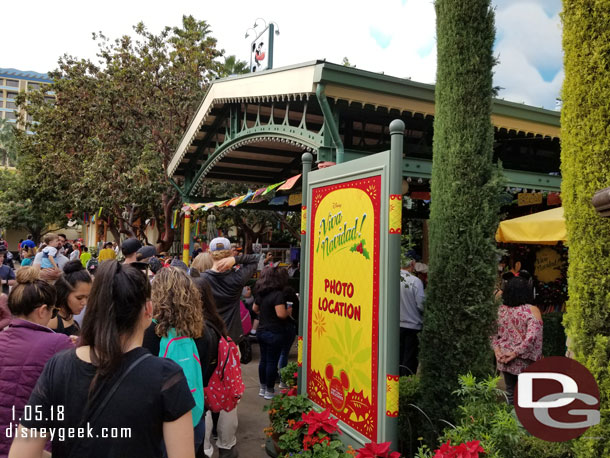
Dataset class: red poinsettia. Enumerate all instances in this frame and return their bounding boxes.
[292,408,341,436]
[355,441,400,458]
[433,440,485,458]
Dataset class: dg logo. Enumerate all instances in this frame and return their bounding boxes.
[514,356,600,442]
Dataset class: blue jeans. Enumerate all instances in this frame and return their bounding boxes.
[258,328,296,391]
[278,325,296,370]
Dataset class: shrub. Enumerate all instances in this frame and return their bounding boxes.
[542,312,567,357]
[420,0,501,422]
[561,1,610,456]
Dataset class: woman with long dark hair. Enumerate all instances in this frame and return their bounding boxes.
[0,267,73,457]
[48,260,92,337]
[253,265,295,399]
[9,261,196,458]
[491,271,543,405]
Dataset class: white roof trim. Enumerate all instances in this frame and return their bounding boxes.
[168,64,318,178]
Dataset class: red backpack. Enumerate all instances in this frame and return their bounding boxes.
[204,329,245,412]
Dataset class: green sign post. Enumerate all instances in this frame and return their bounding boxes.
[298,120,404,450]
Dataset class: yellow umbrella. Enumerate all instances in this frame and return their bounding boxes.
[496,207,566,245]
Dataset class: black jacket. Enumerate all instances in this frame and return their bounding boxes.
[202,254,260,342]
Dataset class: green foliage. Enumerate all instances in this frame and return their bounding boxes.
[0,119,18,167]
[218,55,249,77]
[561,1,610,456]
[542,312,567,357]
[15,16,225,247]
[264,394,313,437]
[398,375,435,456]
[0,167,64,242]
[280,362,299,387]
[420,0,501,422]
[438,374,575,458]
[440,374,519,458]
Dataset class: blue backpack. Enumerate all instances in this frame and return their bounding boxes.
[159,328,204,426]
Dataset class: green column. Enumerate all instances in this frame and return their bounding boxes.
[298,152,313,393]
[386,119,404,446]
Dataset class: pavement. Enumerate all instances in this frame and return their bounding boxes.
[207,337,296,458]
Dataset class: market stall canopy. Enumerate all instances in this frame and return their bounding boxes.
[496,207,566,245]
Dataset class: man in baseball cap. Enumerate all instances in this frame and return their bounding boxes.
[201,237,261,457]
[121,238,142,264]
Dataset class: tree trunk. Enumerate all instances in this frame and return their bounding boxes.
[419,0,499,423]
[157,191,179,253]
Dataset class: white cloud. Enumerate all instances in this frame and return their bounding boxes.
[2,0,561,109]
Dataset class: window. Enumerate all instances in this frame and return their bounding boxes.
[28,82,41,91]
[6,79,19,88]
[5,110,17,120]
[6,101,16,109]
[6,92,17,99]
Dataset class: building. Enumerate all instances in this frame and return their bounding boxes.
[0,67,53,125]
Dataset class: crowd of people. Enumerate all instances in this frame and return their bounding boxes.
[399,253,544,405]
[0,234,299,458]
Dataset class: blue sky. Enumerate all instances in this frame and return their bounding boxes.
[4,0,562,110]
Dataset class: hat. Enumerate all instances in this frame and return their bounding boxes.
[87,258,98,275]
[22,240,36,249]
[122,238,142,256]
[136,245,157,261]
[170,258,188,270]
[209,237,231,252]
[148,257,163,274]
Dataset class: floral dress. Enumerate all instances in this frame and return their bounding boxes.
[491,304,543,375]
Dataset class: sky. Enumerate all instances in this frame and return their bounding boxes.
[4,0,562,110]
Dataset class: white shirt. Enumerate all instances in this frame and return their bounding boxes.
[400,270,425,330]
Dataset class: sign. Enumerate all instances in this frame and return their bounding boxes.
[518,192,543,206]
[307,176,381,441]
[301,124,404,449]
[249,23,276,72]
[534,247,563,283]
[515,357,600,442]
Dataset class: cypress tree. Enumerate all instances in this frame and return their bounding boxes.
[419,0,499,421]
[561,1,610,455]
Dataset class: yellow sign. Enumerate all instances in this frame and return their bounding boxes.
[534,247,563,283]
[307,176,380,441]
[518,192,543,206]
[301,206,307,234]
[389,194,402,234]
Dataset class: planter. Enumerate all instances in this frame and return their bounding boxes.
[265,436,280,458]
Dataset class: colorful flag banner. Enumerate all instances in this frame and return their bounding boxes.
[288,193,302,206]
[269,196,289,205]
[262,181,285,196]
[277,174,301,191]
[98,207,103,218]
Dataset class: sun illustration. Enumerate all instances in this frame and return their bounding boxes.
[313,311,327,338]
[365,185,377,201]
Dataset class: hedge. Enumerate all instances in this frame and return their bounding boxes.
[419,0,500,422]
[561,1,610,456]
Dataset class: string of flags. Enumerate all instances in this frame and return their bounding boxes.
[182,174,302,213]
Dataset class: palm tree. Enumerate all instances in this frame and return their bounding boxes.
[0,119,18,168]
[219,55,249,77]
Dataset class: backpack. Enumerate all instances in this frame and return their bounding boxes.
[159,328,205,426]
[204,326,245,412]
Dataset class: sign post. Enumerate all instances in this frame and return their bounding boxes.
[299,120,403,449]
